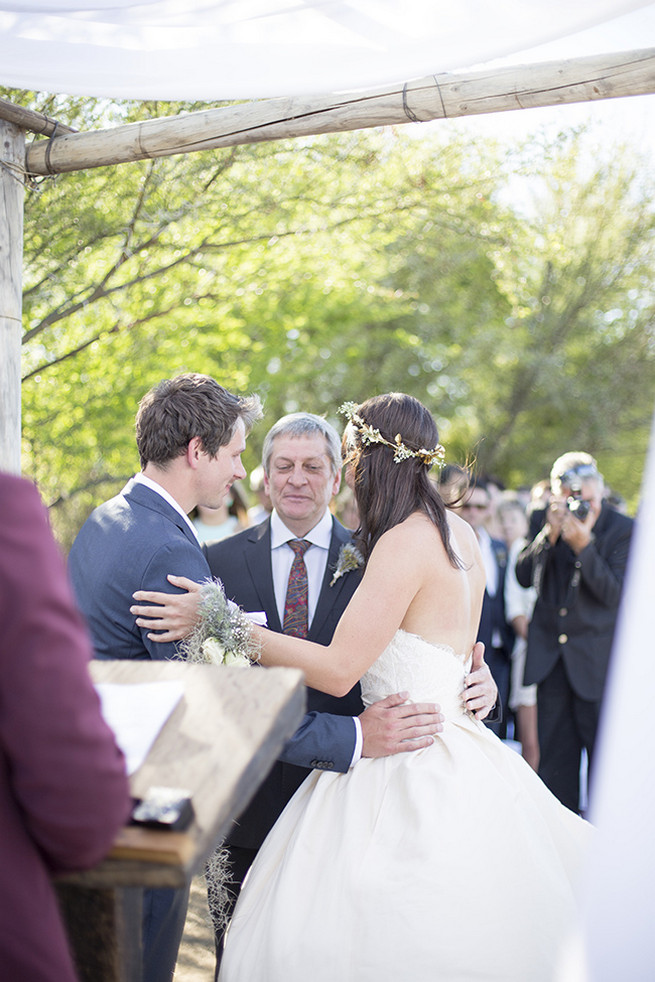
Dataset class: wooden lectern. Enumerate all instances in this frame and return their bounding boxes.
[56,660,305,981]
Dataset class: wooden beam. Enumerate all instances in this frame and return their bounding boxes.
[0,120,24,474]
[0,98,77,137]
[24,48,655,177]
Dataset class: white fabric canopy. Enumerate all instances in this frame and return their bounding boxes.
[0,0,652,100]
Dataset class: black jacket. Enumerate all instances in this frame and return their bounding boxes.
[516,502,633,700]
[204,515,363,848]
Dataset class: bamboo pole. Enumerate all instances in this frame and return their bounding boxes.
[24,48,655,177]
[0,120,25,474]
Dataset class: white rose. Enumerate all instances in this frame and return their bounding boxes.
[223,650,251,669]
[201,638,225,663]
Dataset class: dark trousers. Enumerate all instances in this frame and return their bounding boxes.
[208,844,258,980]
[536,657,601,814]
[142,885,190,982]
[484,647,512,740]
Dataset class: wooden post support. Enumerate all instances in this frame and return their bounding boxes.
[0,119,24,474]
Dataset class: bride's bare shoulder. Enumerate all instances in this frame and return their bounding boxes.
[373,512,450,562]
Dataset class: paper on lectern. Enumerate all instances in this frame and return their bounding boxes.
[95,680,184,775]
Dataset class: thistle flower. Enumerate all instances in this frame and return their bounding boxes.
[180,579,260,667]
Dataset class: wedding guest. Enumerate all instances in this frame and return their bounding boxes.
[246,465,272,524]
[190,483,249,543]
[460,477,514,738]
[0,472,130,982]
[526,478,551,536]
[516,452,634,812]
[68,374,262,982]
[435,462,470,508]
[480,472,506,540]
[334,484,359,530]
[497,494,539,770]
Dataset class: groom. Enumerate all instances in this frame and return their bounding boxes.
[133,411,499,977]
[68,373,262,982]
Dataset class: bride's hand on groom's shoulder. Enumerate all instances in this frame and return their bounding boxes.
[462,643,498,720]
[360,693,444,758]
[130,574,202,642]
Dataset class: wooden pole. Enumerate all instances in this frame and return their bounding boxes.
[0,98,76,137]
[24,48,655,176]
[0,120,24,474]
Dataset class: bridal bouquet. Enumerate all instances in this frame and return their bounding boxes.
[179,579,260,669]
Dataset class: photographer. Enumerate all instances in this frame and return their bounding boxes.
[516,453,633,813]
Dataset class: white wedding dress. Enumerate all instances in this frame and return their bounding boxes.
[219,630,592,982]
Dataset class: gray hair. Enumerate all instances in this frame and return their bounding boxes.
[262,413,342,476]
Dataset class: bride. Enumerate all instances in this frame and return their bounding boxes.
[215,394,593,982]
[137,393,592,981]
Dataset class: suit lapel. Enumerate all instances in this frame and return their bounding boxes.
[124,478,201,550]
[309,519,353,641]
[244,520,282,633]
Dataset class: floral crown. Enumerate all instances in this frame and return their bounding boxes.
[339,402,445,469]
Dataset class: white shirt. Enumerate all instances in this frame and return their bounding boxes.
[132,472,199,541]
[269,508,362,766]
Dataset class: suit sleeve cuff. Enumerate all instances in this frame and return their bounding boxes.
[487,696,502,723]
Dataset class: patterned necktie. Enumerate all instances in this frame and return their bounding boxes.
[283,539,311,638]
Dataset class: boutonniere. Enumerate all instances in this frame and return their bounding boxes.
[330,543,364,587]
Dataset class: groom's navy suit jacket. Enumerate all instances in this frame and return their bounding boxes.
[69,478,211,661]
[68,478,211,982]
[205,514,364,849]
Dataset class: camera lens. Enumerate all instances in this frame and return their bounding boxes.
[566,496,591,521]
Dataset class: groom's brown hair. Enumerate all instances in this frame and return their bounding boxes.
[135,373,261,468]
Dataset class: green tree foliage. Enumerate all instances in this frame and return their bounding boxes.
[9,90,654,543]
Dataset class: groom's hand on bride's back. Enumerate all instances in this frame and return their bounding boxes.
[360,693,444,757]
[462,642,498,721]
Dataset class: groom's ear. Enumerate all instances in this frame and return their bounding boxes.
[186,436,204,468]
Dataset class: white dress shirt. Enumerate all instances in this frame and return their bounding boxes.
[269,508,362,766]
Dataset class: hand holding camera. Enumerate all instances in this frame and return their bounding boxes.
[547,489,596,554]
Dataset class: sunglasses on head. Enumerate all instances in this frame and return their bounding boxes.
[557,464,598,486]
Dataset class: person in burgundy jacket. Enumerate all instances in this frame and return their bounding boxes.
[0,472,131,982]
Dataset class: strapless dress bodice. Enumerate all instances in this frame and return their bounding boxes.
[360,629,471,720]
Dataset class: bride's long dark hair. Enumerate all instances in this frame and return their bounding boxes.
[345,393,461,569]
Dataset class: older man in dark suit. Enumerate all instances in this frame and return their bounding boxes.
[69,373,262,982]
[516,452,634,813]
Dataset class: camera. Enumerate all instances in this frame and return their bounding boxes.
[566,494,591,521]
